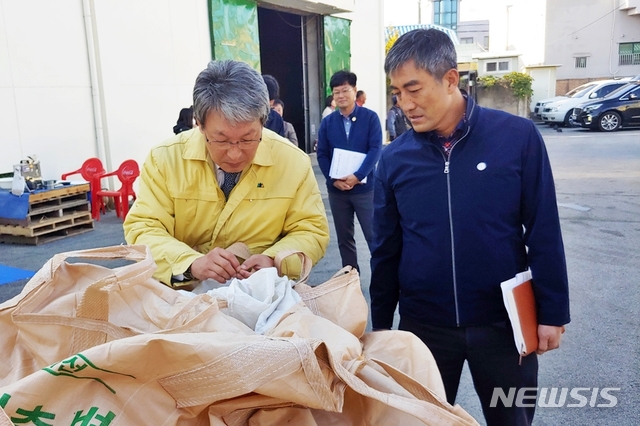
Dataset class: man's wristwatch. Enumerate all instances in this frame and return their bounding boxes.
[182,266,195,281]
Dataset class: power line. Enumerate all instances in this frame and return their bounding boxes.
[545,3,625,48]
[566,4,624,37]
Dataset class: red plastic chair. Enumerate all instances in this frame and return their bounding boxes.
[61,157,106,220]
[94,159,140,221]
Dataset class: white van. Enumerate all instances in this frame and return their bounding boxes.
[540,79,631,126]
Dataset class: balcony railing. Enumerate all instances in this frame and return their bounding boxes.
[619,53,640,65]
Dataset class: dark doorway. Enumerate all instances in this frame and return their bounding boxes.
[258,7,305,150]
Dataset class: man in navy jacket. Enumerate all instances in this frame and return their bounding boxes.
[370,29,570,426]
[317,70,382,271]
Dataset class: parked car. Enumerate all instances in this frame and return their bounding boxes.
[540,79,631,126]
[533,95,566,118]
[532,80,617,118]
[572,79,640,132]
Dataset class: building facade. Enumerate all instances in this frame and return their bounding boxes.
[0,0,385,181]
[412,1,640,110]
[457,20,489,50]
[544,0,640,94]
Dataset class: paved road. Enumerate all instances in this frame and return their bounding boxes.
[1,124,638,425]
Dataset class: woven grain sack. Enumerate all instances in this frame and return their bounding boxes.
[0,245,251,386]
[0,244,479,425]
[0,332,338,425]
[266,304,479,426]
[294,266,368,338]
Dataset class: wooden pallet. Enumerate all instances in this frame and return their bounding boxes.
[29,183,90,204]
[0,223,94,245]
[0,183,94,245]
[0,184,92,227]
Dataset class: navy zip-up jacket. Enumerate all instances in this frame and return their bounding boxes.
[370,97,570,329]
[317,105,382,194]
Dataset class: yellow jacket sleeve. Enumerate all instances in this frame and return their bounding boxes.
[123,148,203,285]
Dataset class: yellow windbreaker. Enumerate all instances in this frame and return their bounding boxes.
[123,128,329,285]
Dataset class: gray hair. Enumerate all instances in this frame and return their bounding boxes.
[193,60,270,126]
[385,29,457,81]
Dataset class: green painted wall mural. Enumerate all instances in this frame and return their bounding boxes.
[323,16,351,96]
[209,0,261,70]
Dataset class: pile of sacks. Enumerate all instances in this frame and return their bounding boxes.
[0,245,478,425]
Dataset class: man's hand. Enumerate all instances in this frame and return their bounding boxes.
[236,254,275,279]
[332,179,351,191]
[333,174,360,191]
[536,324,566,355]
[342,174,360,188]
[190,247,241,283]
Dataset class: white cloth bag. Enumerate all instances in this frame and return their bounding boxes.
[179,267,301,334]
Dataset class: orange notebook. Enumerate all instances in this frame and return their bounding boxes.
[500,270,538,356]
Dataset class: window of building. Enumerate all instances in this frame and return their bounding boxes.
[575,57,587,68]
[433,0,458,30]
[483,36,490,49]
[460,37,473,44]
[619,42,640,65]
[485,61,510,73]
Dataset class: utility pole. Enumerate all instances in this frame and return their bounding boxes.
[418,0,422,24]
[506,4,512,50]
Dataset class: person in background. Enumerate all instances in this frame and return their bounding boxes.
[321,95,336,119]
[386,95,409,142]
[355,90,367,107]
[317,70,382,271]
[124,60,329,287]
[173,106,194,134]
[273,99,298,146]
[262,74,286,137]
[370,28,569,426]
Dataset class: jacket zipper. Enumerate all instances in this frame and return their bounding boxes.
[441,108,473,327]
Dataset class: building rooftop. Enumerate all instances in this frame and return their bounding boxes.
[385,24,459,44]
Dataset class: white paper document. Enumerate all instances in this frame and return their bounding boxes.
[329,148,367,183]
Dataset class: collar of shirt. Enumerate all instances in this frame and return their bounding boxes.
[339,104,358,120]
[340,105,358,138]
[428,95,470,154]
[205,155,241,186]
[214,163,232,186]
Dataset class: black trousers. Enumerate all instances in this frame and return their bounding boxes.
[327,190,374,271]
[400,317,538,426]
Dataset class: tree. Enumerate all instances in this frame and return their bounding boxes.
[385,27,399,55]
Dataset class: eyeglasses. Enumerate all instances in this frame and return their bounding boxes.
[205,136,262,150]
[332,88,353,97]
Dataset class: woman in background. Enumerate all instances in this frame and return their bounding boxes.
[321,95,336,119]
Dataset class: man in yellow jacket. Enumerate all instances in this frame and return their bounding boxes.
[124,60,329,287]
